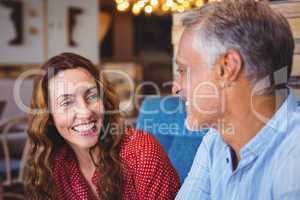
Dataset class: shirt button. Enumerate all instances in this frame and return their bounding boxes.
[226,158,229,163]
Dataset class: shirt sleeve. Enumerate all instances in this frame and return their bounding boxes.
[272,151,300,200]
[175,130,213,200]
[132,132,180,200]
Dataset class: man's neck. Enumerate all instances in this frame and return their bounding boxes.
[220,95,278,166]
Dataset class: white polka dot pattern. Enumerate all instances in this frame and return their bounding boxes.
[52,128,180,200]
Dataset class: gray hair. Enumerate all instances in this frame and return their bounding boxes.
[182,0,294,94]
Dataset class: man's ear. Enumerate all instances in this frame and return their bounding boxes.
[216,49,243,83]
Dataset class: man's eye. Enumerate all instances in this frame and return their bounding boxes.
[177,68,186,74]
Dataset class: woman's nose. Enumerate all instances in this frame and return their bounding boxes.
[74,99,92,117]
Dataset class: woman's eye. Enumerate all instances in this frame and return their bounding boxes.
[60,100,73,108]
[86,93,99,102]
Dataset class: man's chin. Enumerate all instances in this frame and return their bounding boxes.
[184,117,203,131]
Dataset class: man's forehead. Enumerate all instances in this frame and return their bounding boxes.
[180,29,199,49]
[181,29,196,43]
[177,31,202,64]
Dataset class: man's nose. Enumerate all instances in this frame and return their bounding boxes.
[172,79,187,101]
[172,76,182,95]
[172,83,180,95]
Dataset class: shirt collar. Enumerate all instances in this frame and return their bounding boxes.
[240,90,298,158]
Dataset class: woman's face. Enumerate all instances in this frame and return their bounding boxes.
[48,68,104,150]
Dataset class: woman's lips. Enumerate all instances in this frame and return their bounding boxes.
[71,120,99,136]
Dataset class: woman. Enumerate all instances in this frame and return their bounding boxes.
[24,53,180,200]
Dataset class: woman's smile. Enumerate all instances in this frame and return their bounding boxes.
[71,119,100,136]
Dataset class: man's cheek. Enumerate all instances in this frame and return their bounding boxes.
[186,81,197,99]
[186,94,200,117]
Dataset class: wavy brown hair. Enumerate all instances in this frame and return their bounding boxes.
[24,53,124,199]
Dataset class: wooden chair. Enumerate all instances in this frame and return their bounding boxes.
[0,116,28,199]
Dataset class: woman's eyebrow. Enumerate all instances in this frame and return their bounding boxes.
[56,94,74,102]
[85,86,98,94]
[55,86,97,102]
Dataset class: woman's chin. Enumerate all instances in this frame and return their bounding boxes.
[69,129,100,149]
[71,137,99,149]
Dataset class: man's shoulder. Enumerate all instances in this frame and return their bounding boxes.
[277,120,300,158]
[281,108,300,151]
[270,112,300,168]
[270,120,300,194]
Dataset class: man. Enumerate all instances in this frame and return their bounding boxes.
[174,0,300,199]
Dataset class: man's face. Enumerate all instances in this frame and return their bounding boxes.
[175,30,222,130]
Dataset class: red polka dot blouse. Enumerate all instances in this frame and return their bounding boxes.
[52,128,180,199]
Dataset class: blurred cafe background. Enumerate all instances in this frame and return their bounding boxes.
[0,0,299,199]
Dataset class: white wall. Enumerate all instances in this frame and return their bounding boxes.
[0,0,99,65]
[47,0,99,63]
[0,0,44,64]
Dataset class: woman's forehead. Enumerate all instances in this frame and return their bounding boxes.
[48,68,97,96]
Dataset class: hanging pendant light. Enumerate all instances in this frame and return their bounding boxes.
[115,0,211,15]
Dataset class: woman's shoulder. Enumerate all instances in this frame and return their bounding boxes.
[121,128,163,155]
[121,128,166,159]
[120,128,180,199]
[123,127,158,142]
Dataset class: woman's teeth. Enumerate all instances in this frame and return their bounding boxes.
[73,122,95,132]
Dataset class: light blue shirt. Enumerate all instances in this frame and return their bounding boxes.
[176,92,300,200]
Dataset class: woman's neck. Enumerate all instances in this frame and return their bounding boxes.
[69,144,100,199]
[70,144,98,171]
